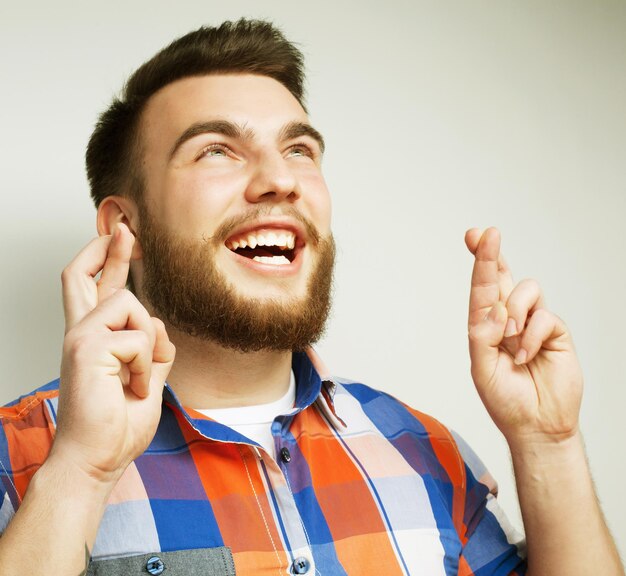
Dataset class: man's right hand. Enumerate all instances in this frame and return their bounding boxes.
[0,223,174,575]
[49,223,175,487]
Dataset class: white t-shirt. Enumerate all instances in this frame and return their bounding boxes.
[196,372,296,460]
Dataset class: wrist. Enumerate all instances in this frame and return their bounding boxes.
[39,445,122,504]
[507,429,588,475]
[46,430,133,486]
[506,426,583,457]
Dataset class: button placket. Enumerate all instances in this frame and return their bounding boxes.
[271,418,315,575]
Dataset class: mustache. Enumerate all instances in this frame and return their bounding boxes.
[208,206,322,246]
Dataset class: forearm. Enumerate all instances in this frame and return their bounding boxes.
[0,454,114,576]
[510,431,624,576]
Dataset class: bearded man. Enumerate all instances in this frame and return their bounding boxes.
[0,19,622,576]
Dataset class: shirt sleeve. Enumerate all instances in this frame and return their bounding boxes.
[452,431,527,576]
[0,425,17,535]
[0,388,59,536]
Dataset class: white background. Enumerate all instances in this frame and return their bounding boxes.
[1,0,625,558]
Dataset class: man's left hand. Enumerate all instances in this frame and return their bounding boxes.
[465,227,583,449]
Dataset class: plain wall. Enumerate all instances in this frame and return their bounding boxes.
[1,0,625,558]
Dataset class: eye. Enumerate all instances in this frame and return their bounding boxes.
[197,143,230,159]
[286,143,315,159]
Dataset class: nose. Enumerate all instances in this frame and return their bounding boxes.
[244,151,300,204]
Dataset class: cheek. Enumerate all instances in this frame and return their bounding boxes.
[302,173,332,233]
[158,170,241,235]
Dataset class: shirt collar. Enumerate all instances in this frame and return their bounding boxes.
[161,349,346,444]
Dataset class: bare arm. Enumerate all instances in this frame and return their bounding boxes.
[466,228,623,576]
[511,432,622,576]
[0,225,174,575]
[0,452,113,575]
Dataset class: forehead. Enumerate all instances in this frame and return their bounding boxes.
[139,74,309,150]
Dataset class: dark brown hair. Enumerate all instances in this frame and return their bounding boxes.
[86,19,306,207]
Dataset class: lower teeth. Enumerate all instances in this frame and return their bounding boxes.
[252,255,290,265]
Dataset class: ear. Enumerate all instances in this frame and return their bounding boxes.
[97,196,143,259]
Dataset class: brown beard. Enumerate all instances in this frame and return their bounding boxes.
[137,205,335,352]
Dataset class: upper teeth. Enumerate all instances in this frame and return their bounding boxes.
[227,230,296,251]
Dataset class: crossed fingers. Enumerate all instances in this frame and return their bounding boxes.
[60,224,175,398]
[62,224,134,330]
[465,227,514,326]
[466,227,564,370]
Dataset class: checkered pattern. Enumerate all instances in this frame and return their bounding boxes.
[0,351,526,575]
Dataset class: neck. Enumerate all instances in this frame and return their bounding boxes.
[163,325,293,409]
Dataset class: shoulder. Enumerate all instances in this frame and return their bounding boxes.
[0,378,61,461]
[331,378,467,478]
[335,379,497,489]
[0,380,60,479]
[333,378,454,440]
[0,379,60,422]
[0,379,60,528]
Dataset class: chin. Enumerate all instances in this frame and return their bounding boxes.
[230,281,309,304]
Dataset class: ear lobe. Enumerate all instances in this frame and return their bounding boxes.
[96,196,143,259]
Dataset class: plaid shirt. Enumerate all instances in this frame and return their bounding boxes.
[0,350,526,575]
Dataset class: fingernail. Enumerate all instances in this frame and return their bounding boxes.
[514,349,527,365]
[505,318,517,337]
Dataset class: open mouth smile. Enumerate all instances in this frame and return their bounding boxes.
[225,227,301,267]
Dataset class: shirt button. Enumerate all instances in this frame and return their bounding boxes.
[146,556,165,575]
[280,447,292,463]
[291,556,311,574]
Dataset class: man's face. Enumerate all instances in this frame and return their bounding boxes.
[134,74,334,350]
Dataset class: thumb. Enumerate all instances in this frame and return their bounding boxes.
[468,301,507,387]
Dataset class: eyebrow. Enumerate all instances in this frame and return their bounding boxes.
[168,120,252,159]
[168,119,325,160]
[279,121,326,154]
